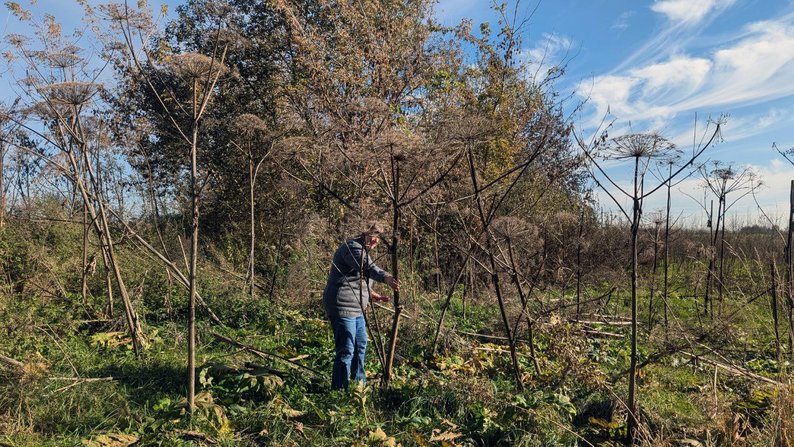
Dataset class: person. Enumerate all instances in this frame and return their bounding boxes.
[322,222,399,390]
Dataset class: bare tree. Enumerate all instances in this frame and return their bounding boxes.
[658,157,678,332]
[101,1,231,412]
[699,162,758,317]
[0,102,24,228]
[578,121,723,445]
[230,114,281,299]
[4,13,147,353]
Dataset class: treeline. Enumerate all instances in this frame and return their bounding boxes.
[1,0,587,415]
[1,0,590,310]
[5,1,793,445]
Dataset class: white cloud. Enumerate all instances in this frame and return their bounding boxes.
[594,159,794,227]
[521,33,574,81]
[717,109,792,143]
[578,16,794,128]
[675,23,794,110]
[578,55,711,125]
[579,74,639,121]
[629,57,711,93]
[611,0,734,72]
[611,11,635,30]
[651,0,736,25]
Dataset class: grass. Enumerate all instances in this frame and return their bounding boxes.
[0,292,787,446]
[1,223,792,446]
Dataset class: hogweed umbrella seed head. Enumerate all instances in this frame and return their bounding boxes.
[163,52,230,81]
[99,4,152,31]
[373,128,420,160]
[606,133,677,160]
[37,81,99,106]
[362,97,389,115]
[0,103,12,123]
[6,34,28,48]
[451,115,489,143]
[6,2,32,20]
[713,167,735,181]
[659,153,680,167]
[47,48,81,69]
[234,113,267,136]
[204,0,234,19]
[491,216,539,245]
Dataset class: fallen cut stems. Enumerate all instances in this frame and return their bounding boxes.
[679,351,781,386]
[0,353,24,371]
[211,332,325,378]
[48,376,117,393]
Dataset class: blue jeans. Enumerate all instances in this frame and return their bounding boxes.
[330,315,367,390]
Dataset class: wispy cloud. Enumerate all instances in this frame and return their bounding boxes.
[612,0,737,72]
[578,15,794,128]
[578,55,711,126]
[716,109,793,143]
[630,57,711,94]
[521,33,574,81]
[593,158,791,227]
[611,10,635,30]
[651,0,737,25]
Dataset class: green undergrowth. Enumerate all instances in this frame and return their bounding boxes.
[2,286,788,447]
[0,224,791,446]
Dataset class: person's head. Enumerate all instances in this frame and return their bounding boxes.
[362,222,385,249]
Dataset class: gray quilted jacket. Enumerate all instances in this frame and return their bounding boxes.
[322,237,387,317]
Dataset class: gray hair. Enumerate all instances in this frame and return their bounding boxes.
[362,221,385,237]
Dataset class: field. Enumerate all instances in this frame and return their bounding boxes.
[1,217,792,446]
[1,1,793,446]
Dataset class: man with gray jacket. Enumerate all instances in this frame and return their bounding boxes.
[323,222,399,390]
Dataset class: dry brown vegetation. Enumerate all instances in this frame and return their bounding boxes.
[0,1,792,446]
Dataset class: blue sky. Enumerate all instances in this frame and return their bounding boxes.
[437,0,794,227]
[4,0,794,226]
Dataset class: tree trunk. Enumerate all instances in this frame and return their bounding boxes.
[771,262,781,363]
[717,197,727,317]
[101,244,114,318]
[384,154,401,387]
[165,269,174,317]
[627,158,640,446]
[0,140,5,228]
[430,255,469,356]
[82,202,89,307]
[786,180,794,360]
[433,207,441,301]
[663,169,672,332]
[462,260,469,308]
[64,145,144,354]
[575,208,584,318]
[648,222,660,331]
[248,155,256,300]
[705,199,722,317]
[507,241,541,376]
[467,146,523,390]
[187,83,199,413]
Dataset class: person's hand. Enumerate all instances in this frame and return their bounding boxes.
[371,293,391,303]
[385,274,400,291]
